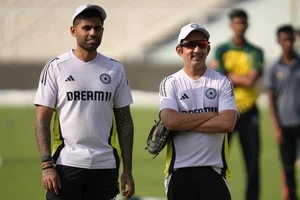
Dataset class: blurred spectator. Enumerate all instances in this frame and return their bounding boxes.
[294,28,300,55]
[265,24,300,200]
[210,8,264,200]
[295,28,300,168]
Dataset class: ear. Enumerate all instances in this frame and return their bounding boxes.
[230,21,233,29]
[176,45,183,57]
[70,26,76,37]
[245,22,249,30]
[207,45,211,55]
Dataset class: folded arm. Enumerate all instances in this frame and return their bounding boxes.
[227,69,260,87]
[159,108,218,131]
[192,110,237,133]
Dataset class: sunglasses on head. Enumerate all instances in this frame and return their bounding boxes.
[179,40,210,49]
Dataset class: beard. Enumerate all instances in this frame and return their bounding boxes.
[78,38,101,52]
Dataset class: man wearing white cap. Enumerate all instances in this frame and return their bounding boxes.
[158,23,238,199]
[34,4,135,200]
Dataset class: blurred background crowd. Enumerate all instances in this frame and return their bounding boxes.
[0,0,299,92]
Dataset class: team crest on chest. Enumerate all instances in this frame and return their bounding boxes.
[100,74,111,84]
[276,71,285,79]
[205,88,217,99]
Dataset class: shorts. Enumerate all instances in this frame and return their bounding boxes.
[46,165,119,200]
[165,166,231,200]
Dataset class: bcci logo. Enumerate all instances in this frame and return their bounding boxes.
[191,24,200,28]
[205,88,217,99]
[100,74,111,84]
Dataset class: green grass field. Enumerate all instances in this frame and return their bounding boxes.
[0,106,299,200]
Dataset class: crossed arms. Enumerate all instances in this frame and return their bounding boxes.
[227,69,260,87]
[160,108,237,133]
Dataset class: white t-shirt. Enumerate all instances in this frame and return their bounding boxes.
[159,68,237,179]
[34,50,133,169]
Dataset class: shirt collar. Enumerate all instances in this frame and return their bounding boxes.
[278,53,300,65]
[228,39,250,50]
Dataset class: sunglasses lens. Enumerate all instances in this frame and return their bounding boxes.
[199,42,208,48]
[185,42,198,48]
[182,41,208,49]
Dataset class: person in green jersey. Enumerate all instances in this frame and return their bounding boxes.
[210,8,264,200]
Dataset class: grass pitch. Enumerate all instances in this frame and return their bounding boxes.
[0,106,299,199]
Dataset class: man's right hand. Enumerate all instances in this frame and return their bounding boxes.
[42,167,61,195]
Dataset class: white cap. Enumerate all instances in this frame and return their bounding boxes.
[72,4,107,24]
[178,23,210,44]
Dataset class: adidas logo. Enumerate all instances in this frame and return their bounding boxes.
[65,75,75,82]
[180,93,189,100]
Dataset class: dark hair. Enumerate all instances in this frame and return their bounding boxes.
[73,9,104,26]
[277,24,294,38]
[229,8,248,20]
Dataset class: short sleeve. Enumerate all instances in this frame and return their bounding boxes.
[218,77,238,115]
[264,64,275,91]
[159,77,179,112]
[34,58,59,108]
[253,48,264,74]
[113,66,133,108]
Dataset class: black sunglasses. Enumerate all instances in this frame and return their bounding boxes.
[179,40,210,49]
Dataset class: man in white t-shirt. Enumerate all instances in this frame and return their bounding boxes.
[34,4,135,200]
[159,23,238,200]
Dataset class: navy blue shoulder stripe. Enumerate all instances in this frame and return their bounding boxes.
[41,57,58,86]
[222,75,234,97]
[160,77,168,97]
[217,71,225,77]
[110,58,120,63]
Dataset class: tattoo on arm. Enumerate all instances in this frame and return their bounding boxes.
[114,106,134,171]
[35,115,52,157]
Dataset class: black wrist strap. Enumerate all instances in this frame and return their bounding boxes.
[42,165,54,170]
[41,156,52,163]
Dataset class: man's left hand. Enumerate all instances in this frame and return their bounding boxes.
[120,170,135,199]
